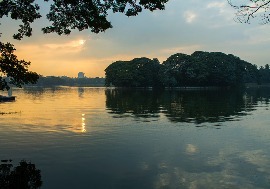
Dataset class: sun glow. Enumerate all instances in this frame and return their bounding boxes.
[82,114,86,133]
[79,40,86,46]
[44,39,86,49]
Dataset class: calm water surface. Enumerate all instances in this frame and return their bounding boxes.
[0,87,270,189]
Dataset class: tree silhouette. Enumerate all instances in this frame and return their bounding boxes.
[105,51,259,88]
[0,160,42,189]
[228,0,270,24]
[0,41,39,90]
[0,0,169,40]
[105,57,161,87]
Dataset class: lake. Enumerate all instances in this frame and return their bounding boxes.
[0,87,270,189]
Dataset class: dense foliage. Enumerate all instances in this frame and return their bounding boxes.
[259,64,270,83]
[229,0,270,24]
[105,57,161,87]
[0,0,169,39]
[0,160,42,189]
[0,42,39,90]
[105,51,260,88]
[162,51,259,87]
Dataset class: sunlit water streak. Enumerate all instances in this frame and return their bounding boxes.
[0,87,270,189]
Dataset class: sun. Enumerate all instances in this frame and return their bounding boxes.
[78,40,86,45]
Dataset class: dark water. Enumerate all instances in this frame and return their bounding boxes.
[0,87,270,189]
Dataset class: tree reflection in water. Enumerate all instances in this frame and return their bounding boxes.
[106,89,162,119]
[106,88,270,124]
[0,160,42,189]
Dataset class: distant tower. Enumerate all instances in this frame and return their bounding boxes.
[78,72,85,78]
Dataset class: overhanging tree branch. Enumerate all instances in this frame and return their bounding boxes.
[0,0,169,39]
[228,0,270,24]
[0,41,39,90]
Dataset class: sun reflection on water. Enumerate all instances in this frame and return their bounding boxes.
[82,114,86,133]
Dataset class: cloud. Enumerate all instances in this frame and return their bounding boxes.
[242,25,270,45]
[207,2,226,9]
[160,45,202,54]
[206,1,235,22]
[44,39,86,49]
[183,11,197,23]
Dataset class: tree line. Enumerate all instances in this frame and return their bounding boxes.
[26,76,105,87]
[259,64,270,83]
[105,51,267,88]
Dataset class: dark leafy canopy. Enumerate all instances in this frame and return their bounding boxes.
[0,160,42,189]
[43,0,169,35]
[162,51,259,87]
[259,64,270,83]
[0,0,169,39]
[0,42,39,90]
[0,0,42,40]
[105,57,161,87]
[105,51,260,88]
[228,0,270,24]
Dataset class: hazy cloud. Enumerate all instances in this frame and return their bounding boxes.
[44,39,86,50]
[161,45,202,54]
[207,2,226,9]
[184,11,197,23]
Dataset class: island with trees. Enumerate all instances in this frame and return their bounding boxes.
[105,51,269,88]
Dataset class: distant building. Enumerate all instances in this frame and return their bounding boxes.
[78,72,85,78]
